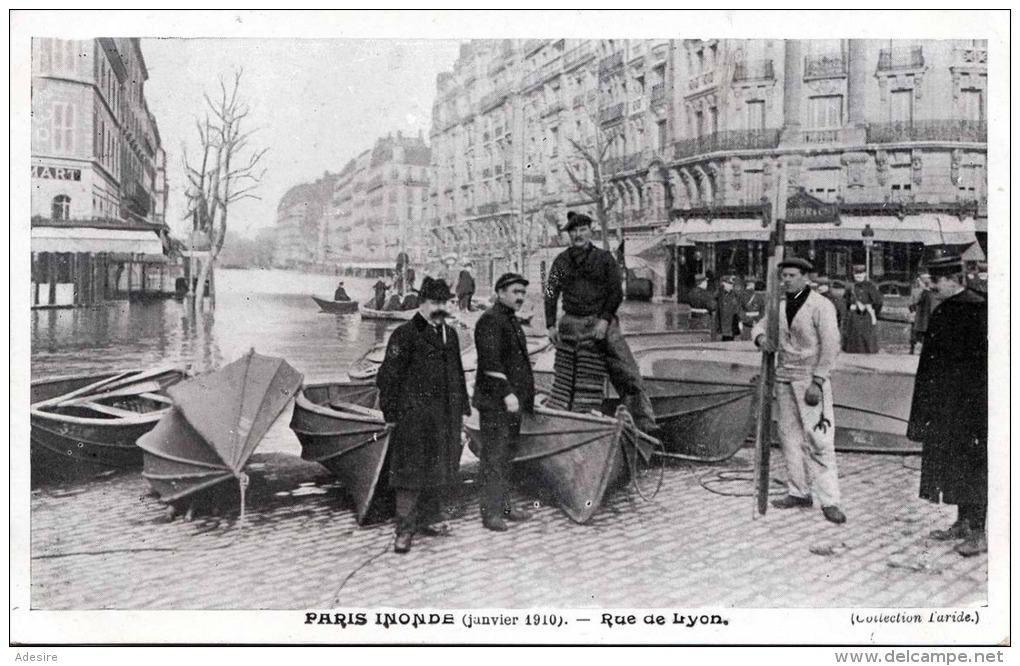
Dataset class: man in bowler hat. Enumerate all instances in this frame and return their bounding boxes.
[907,254,988,557]
[753,256,846,525]
[377,277,471,554]
[544,211,658,435]
[473,272,536,532]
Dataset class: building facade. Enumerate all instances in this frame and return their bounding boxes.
[272,172,338,270]
[31,37,171,307]
[428,39,987,298]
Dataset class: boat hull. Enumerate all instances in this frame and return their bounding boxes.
[360,306,415,321]
[289,381,393,524]
[464,406,625,524]
[312,296,359,314]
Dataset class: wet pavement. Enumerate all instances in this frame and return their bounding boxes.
[30,446,986,610]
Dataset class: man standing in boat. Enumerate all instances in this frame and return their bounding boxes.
[377,277,472,554]
[474,272,536,532]
[907,254,988,557]
[544,211,657,436]
[753,256,846,525]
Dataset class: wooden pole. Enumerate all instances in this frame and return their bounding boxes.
[753,159,787,517]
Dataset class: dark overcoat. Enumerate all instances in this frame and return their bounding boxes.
[715,289,743,336]
[472,302,536,413]
[377,313,471,490]
[907,289,988,505]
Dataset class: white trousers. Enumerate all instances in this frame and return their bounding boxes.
[775,378,841,507]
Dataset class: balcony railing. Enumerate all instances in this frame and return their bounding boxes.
[733,60,775,81]
[480,89,508,112]
[650,82,666,103]
[686,70,715,93]
[672,128,782,160]
[867,119,987,144]
[598,51,624,78]
[802,129,840,144]
[954,46,987,67]
[599,102,625,125]
[564,44,592,69]
[878,47,925,71]
[804,54,847,79]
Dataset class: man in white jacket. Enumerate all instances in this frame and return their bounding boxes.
[753,257,846,525]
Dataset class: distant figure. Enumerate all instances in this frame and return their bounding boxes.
[383,292,403,311]
[909,272,935,355]
[333,281,350,302]
[815,276,846,331]
[455,261,476,312]
[907,254,987,557]
[841,264,883,354]
[371,279,389,310]
[687,275,715,330]
[740,277,766,329]
[715,275,742,341]
[400,289,421,311]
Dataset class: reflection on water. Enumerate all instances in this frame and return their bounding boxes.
[31,268,912,382]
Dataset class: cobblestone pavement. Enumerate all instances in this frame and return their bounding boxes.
[29,446,986,610]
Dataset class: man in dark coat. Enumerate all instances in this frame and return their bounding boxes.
[909,272,935,355]
[686,275,716,331]
[815,276,846,331]
[371,279,389,310]
[907,255,988,557]
[333,281,350,302]
[715,275,742,341]
[377,277,471,554]
[455,261,476,312]
[842,264,883,353]
[544,211,657,435]
[474,272,536,532]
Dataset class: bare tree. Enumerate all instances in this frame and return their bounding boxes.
[562,105,621,251]
[182,69,267,303]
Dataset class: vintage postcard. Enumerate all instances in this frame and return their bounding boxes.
[9,9,1011,654]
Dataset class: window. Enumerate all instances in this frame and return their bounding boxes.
[746,100,766,131]
[656,120,668,151]
[805,167,840,201]
[807,95,843,128]
[708,106,718,135]
[958,164,981,198]
[960,89,984,122]
[890,163,912,195]
[744,169,765,202]
[52,195,71,221]
[549,126,559,158]
[694,110,704,137]
[890,89,914,124]
[52,102,74,153]
[47,39,77,75]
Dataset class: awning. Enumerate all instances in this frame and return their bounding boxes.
[623,234,670,258]
[31,226,165,255]
[661,215,977,246]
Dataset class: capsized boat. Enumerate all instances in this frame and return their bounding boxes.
[311,295,359,314]
[30,366,190,483]
[288,380,393,525]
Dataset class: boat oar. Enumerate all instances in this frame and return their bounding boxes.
[54,380,165,406]
[31,370,136,410]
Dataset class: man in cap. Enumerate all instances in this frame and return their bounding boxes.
[842,264,883,353]
[474,272,537,532]
[686,275,716,330]
[333,280,350,302]
[907,255,987,557]
[908,271,934,355]
[753,256,846,525]
[377,277,472,554]
[715,275,743,341]
[456,260,477,312]
[544,211,657,434]
[814,275,846,331]
[740,278,766,334]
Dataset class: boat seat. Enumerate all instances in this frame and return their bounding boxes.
[78,401,143,418]
[328,400,383,420]
[139,392,174,405]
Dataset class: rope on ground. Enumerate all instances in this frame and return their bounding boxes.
[616,406,665,501]
[698,469,788,498]
[330,542,391,607]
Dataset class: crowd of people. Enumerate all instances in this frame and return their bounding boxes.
[362,210,986,558]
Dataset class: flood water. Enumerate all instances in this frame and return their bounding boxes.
[29,268,911,455]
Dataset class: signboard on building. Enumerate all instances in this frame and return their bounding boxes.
[785,189,839,224]
[32,165,82,181]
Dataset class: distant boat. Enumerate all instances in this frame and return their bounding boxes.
[311,295,359,314]
[30,366,190,484]
[289,380,393,525]
[360,305,415,321]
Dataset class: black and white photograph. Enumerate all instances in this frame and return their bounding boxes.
[9,9,1010,653]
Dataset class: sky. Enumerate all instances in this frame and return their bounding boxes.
[141,37,461,237]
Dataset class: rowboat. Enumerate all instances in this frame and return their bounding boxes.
[30,366,190,483]
[289,380,393,525]
[360,305,415,321]
[463,403,636,524]
[311,295,359,314]
[618,328,713,353]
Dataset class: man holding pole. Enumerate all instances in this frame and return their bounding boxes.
[753,257,846,525]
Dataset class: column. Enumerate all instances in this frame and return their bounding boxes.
[781,40,804,144]
[845,39,869,144]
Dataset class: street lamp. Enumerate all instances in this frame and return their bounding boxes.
[861,223,875,279]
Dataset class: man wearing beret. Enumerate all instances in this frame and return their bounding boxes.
[753,256,846,525]
[907,255,988,557]
[842,264,883,353]
[473,273,537,532]
[377,277,472,554]
[544,211,657,434]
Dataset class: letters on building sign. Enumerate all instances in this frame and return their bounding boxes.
[785,190,839,224]
[32,165,82,181]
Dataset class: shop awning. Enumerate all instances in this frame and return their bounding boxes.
[661,215,977,246]
[31,226,165,255]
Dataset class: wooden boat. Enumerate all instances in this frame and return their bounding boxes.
[619,328,714,354]
[30,366,190,483]
[311,295,359,314]
[289,380,394,525]
[463,403,632,524]
[360,305,415,321]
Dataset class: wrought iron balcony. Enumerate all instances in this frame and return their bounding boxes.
[804,53,847,79]
[599,102,625,125]
[686,70,715,93]
[598,51,625,78]
[733,60,775,81]
[954,46,987,68]
[650,83,666,103]
[672,128,782,160]
[878,47,924,71]
[867,119,987,144]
